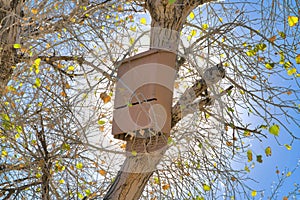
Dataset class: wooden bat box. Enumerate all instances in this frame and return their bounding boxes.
[112,50,176,141]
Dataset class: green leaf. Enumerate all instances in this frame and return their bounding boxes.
[247,150,253,162]
[97,120,106,125]
[131,150,137,156]
[153,176,160,184]
[244,130,251,137]
[227,107,234,112]
[62,143,70,151]
[278,31,286,39]
[167,137,173,145]
[13,43,21,49]
[259,125,268,129]
[169,0,176,4]
[269,124,280,136]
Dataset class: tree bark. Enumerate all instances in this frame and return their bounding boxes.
[104,1,216,199]
[0,0,23,95]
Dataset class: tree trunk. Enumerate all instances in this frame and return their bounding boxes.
[0,0,23,95]
[104,1,215,199]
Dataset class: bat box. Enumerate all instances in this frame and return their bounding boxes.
[112,50,176,141]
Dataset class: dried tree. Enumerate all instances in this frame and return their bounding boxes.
[1,0,299,200]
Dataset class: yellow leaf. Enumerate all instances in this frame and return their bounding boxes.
[76,162,83,169]
[140,18,147,25]
[35,78,41,87]
[202,23,209,30]
[33,58,41,74]
[59,179,65,184]
[189,12,195,20]
[284,144,292,150]
[162,184,170,190]
[203,184,210,191]
[129,37,135,45]
[286,171,292,177]
[190,29,197,37]
[31,8,38,14]
[265,63,274,70]
[287,68,296,76]
[1,150,7,157]
[265,146,272,156]
[288,16,298,27]
[130,26,136,32]
[68,66,75,71]
[251,190,257,197]
[36,173,42,178]
[16,126,22,134]
[219,17,223,22]
[296,54,300,64]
